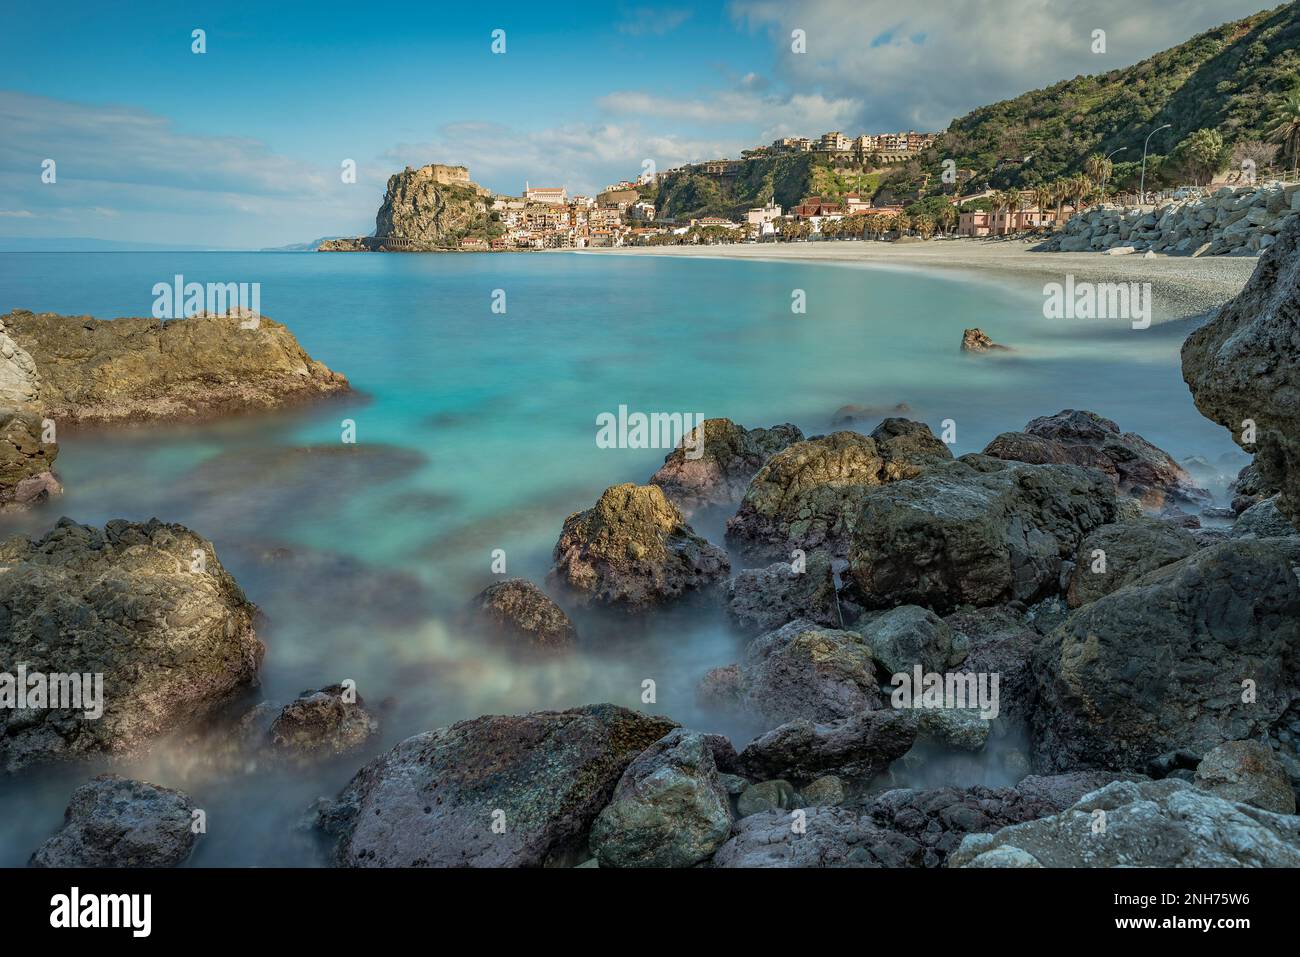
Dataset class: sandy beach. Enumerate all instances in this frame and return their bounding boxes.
[581,237,1259,323]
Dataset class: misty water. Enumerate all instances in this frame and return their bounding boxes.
[0,249,1246,865]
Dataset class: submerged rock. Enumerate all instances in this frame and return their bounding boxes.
[960,328,1011,353]
[949,779,1300,868]
[268,685,380,760]
[1183,215,1300,528]
[1065,519,1199,607]
[589,729,732,868]
[983,409,1209,508]
[0,309,349,424]
[1032,539,1300,773]
[1194,740,1296,814]
[847,456,1118,613]
[0,518,263,771]
[318,704,677,867]
[469,578,577,651]
[30,775,199,867]
[726,421,951,560]
[549,483,729,609]
[648,418,803,514]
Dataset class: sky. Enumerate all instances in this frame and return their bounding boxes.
[0,0,1282,248]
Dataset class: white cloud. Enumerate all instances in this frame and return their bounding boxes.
[616,6,694,35]
[599,86,861,139]
[730,0,1278,131]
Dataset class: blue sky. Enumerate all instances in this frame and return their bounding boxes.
[0,0,1278,247]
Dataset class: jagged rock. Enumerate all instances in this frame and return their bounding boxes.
[0,406,59,510]
[960,328,1011,353]
[949,779,1300,868]
[858,604,959,676]
[1194,740,1296,814]
[1065,519,1199,607]
[30,775,198,867]
[847,456,1119,613]
[736,779,799,817]
[588,729,732,868]
[648,418,802,514]
[469,578,577,650]
[1183,214,1300,528]
[737,709,917,783]
[983,410,1209,508]
[725,551,844,634]
[317,704,677,867]
[726,422,951,560]
[710,620,881,726]
[1229,461,1277,514]
[268,685,379,760]
[0,518,263,771]
[712,806,924,867]
[1032,540,1300,773]
[0,309,349,424]
[372,164,496,249]
[0,317,41,406]
[1232,496,1296,539]
[549,483,729,609]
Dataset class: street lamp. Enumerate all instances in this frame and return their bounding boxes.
[1103,147,1127,200]
[1139,124,1171,205]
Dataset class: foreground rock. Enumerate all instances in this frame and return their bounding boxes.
[317,704,677,867]
[713,806,923,867]
[648,418,802,514]
[1065,519,1199,607]
[848,456,1118,613]
[30,775,198,867]
[0,518,263,771]
[950,779,1300,868]
[268,685,379,760]
[960,328,1010,353]
[983,410,1208,509]
[589,729,732,868]
[737,710,917,783]
[469,578,577,650]
[1033,540,1300,773]
[1232,496,1297,539]
[1183,214,1300,527]
[1194,740,1296,814]
[726,421,951,560]
[549,484,729,609]
[0,309,349,424]
[0,406,60,510]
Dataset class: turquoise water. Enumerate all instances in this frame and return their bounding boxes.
[0,250,1243,865]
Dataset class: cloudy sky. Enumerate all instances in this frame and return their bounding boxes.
[0,0,1279,248]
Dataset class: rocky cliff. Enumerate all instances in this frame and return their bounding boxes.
[372,164,498,250]
[1182,213,1300,526]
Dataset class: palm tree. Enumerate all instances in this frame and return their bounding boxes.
[895,212,913,237]
[1084,153,1112,192]
[936,204,958,236]
[1033,185,1053,220]
[913,213,936,239]
[1068,174,1094,215]
[882,215,900,238]
[1269,89,1300,175]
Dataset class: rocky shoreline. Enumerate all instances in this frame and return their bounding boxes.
[6,217,1300,869]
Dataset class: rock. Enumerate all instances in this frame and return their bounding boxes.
[1032,540,1300,772]
[984,409,1209,508]
[915,709,991,750]
[0,406,60,510]
[732,620,882,726]
[960,328,1011,353]
[268,685,379,760]
[1232,496,1296,538]
[858,604,958,676]
[696,664,743,710]
[549,483,729,609]
[1194,740,1296,814]
[588,729,733,868]
[736,779,799,817]
[372,163,496,249]
[0,518,263,771]
[318,704,677,867]
[949,779,1300,868]
[30,775,198,867]
[469,578,577,651]
[0,318,41,406]
[0,309,349,424]
[647,418,803,514]
[726,422,951,560]
[1065,520,1199,607]
[737,709,917,783]
[847,456,1119,613]
[1229,461,1277,514]
[1183,214,1300,528]
[944,606,1039,723]
[831,402,911,427]
[800,776,846,807]
[725,551,844,634]
[712,806,924,867]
